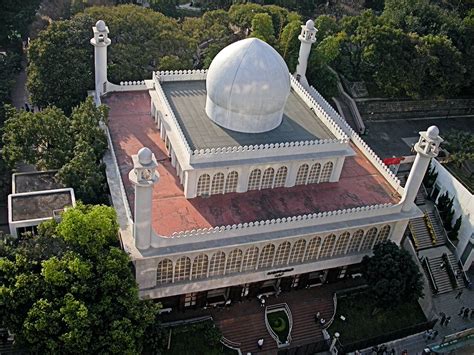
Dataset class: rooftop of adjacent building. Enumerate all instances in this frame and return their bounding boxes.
[13,170,63,193]
[161,80,334,150]
[104,91,400,237]
[10,190,73,222]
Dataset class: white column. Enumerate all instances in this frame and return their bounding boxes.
[295,20,317,87]
[285,161,299,187]
[237,168,250,193]
[90,20,111,98]
[184,170,198,198]
[401,126,443,212]
[129,147,159,250]
[390,220,409,246]
[330,157,345,182]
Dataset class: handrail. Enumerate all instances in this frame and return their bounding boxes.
[431,206,449,245]
[422,257,439,293]
[325,293,338,329]
[442,253,459,289]
[264,303,292,348]
[220,336,242,352]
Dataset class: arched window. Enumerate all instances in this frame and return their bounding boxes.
[196,174,210,196]
[307,163,321,184]
[360,227,378,251]
[225,171,239,193]
[274,167,288,188]
[295,164,309,185]
[258,244,275,269]
[274,242,291,266]
[210,173,225,195]
[192,254,208,280]
[289,239,306,264]
[319,162,333,183]
[174,256,191,282]
[242,247,259,271]
[226,249,242,274]
[333,232,351,256]
[156,259,173,284]
[261,168,275,189]
[248,169,262,190]
[347,229,364,253]
[208,251,226,277]
[319,234,336,258]
[376,225,391,244]
[304,236,321,261]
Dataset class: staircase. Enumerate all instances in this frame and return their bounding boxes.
[426,210,447,245]
[425,254,464,294]
[409,211,447,251]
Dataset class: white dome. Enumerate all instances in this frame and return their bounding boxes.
[205,38,290,133]
[138,147,152,165]
[96,20,106,32]
[306,19,315,29]
[427,126,439,139]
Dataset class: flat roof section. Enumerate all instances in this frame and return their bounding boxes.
[11,191,73,222]
[105,91,400,237]
[13,171,63,193]
[161,80,334,150]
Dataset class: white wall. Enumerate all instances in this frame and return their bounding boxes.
[432,160,473,270]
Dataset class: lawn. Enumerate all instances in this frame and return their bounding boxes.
[329,292,426,345]
[267,310,290,343]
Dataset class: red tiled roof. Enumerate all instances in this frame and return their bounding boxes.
[104,91,399,237]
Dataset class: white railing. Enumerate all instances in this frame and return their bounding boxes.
[264,303,293,348]
[165,203,398,239]
[304,82,402,193]
[154,69,208,82]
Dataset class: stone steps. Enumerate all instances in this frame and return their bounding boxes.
[426,255,463,295]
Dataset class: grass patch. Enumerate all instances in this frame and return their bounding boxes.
[267,310,290,343]
[329,292,426,345]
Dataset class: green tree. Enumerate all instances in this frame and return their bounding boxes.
[314,15,339,41]
[444,130,474,167]
[362,241,424,308]
[448,215,462,240]
[1,105,73,169]
[0,0,41,47]
[0,204,159,353]
[251,13,275,43]
[148,0,179,17]
[277,20,301,72]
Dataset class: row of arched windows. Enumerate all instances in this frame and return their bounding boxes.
[156,225,392,284]
[196,161,335,197]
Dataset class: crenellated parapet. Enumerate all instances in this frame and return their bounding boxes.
[154,202,399,242]
[154,69,208,82]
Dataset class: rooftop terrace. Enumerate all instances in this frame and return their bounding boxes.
[161,80,334,150]
[10,190,73,222]
[13,171,63,193]
[105,91,400,237]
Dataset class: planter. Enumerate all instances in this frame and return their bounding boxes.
[265,303,293,348]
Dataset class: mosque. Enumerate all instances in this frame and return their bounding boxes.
[90,19,442,309]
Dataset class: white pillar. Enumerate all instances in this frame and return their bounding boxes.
[330,157,345,182]
[295,19,317,87]
[90,20,111,98]
[129,147,159,250]
[401,126,443,212]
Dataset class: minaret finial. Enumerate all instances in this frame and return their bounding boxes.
[295,19,317,87]
[129,147,160,250]
[401,126,443,212]
[90,20,111,99]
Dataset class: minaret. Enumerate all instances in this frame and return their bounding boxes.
[129,147,159,250]
[90,20,111,98]
[402,126,443,212]
[295,19,317,86]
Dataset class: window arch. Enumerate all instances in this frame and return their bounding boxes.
[174,256,191,282]
[225,171,239,193]
[248,169,262,190]
[196,174,210,196]
[156,259,173,284]
[289,239,306,264]
[208,251,226,277]
[304,236,321,261]
[261,168,275,189]
[274,167,288,188]
[295,164,309,185]
[360,227,378,251]
[347,229,364,253]
[376,225,391,244]
[319,234,336,258]
[210,173,225,195]
[274,242,291,266]
[307,163,321,184]
[319,162,333,183]
[226,249,242,274]
[192,254,208,280]
[242,247,259,271]
[258,244,276,269]
[333,232,351,256]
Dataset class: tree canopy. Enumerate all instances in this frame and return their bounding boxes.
[0,204,159,353]
[362,241,424,308]
[2,97,109,204]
